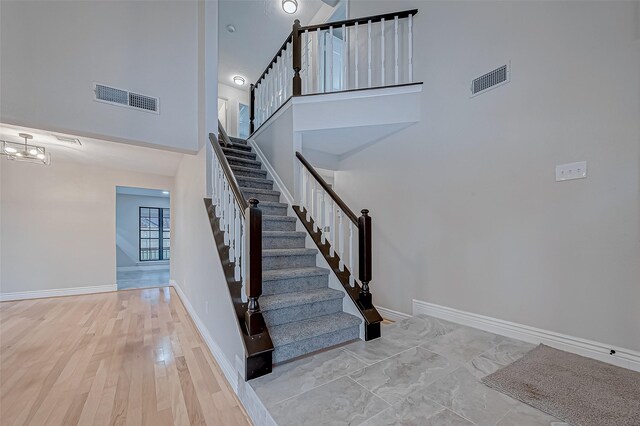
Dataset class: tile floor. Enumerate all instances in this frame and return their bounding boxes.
[116,268,170,290]
[249,314,569,426]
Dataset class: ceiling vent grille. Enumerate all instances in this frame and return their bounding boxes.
[471,64,510,97]
[93,83,159,114]
[53,135,82,146]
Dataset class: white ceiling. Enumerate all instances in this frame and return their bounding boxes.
[219,0,328,87]
[0,123,183,177]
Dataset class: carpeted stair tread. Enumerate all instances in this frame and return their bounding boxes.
[225,142,252,152]
[226,156,262,168]
[263,248,317,257]
[262,267,329,281]
[269,312,361,347]
[241,187,281,200]
[236,176,274,190]
[230,165,267,178]
[229,136,247,145]
[222,147,256,160]
[260,288,344,312]
[263,231,307,238]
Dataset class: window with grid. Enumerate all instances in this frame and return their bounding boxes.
[139,207,170,261]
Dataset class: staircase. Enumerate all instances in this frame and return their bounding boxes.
[221,136,361,364]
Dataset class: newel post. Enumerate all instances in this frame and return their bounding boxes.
[292,19,302,96]
[244,198,263,335]
[249,83,255,135]
[358,209,373,309]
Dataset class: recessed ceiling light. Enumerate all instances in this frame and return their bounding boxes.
[162,191,170,195]
[282,0,298,14]
[233,75,246,86]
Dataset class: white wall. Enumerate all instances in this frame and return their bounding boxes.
[334,1,640,351]
[0,159,174,295]
[0,1,199,152]
[170,147,245,383]
[116,193,170,268]
[218,83,250,137]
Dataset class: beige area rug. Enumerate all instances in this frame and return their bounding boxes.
[482,344,640,426]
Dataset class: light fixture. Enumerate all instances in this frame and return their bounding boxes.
[282,0,298,14]
[162,191,170,195]
[1,133,50,165]
[233,75,246,86]
[226,24,236,33]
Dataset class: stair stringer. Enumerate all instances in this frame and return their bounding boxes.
[249,138,366,340]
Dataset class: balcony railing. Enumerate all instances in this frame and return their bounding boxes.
[250,9,418,133]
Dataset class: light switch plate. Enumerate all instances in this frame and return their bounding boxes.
[556,161,587,182]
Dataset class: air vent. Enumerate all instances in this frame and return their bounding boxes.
[471,64,510,97]
[53,134,82,146]
[93,83,159,114]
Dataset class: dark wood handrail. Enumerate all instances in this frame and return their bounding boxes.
[209,130,248,215]
[296,151,358,224]
[300,9,418,33]
[255,32,293,87]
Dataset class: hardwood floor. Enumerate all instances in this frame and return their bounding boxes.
[0,287,250,426]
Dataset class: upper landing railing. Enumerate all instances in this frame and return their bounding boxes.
[250,9,418,133]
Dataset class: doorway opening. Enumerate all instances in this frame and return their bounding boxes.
[116,186,170,290]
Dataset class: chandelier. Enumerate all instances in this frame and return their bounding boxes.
[1,133,50,165]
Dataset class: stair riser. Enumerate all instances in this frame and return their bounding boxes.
[242,189,280,203]
[272,326,360,364]
[263,235,306,249]
[262,219,297,232]
[259,204,288,216]
[231,167,267,179]
[227,157,262,169]
[263,254,316,270]
[263,299,343,327]
[222,149,256,160]
[262,275,328,296]
[236,179,274,191]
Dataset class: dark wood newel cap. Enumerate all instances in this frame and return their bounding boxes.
[249,198,260,208]
[361,209,369,216]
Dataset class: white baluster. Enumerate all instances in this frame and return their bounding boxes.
[284,44,289,98]
[348,222,354,286]
[394,16,399,84]
[380,18,385,86]
[320,188,326,244]
[408,14,413,82]
[305,169,313,222]
[338,209,344,271]
[240,220,242,281]
[311,180,317,231]
[317,28,323,92]
[229,201,235,260]
[342,24,347,90]
[329,199,335,257]
[355,22,359,89]
[304,30,310,94]
[301,168,307,214]
[222,181,228,244]
[328,26,333,92]
[234,204,241,280]
[367,20,372,88]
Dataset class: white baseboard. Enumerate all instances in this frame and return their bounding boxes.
[117,263,169,272]
[376,305,411,322]
[413,299,640,372]
[0,284,117,302]
[248,139,294,206]
[170,280,239,391]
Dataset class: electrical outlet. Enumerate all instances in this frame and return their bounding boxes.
[556,161,587,182]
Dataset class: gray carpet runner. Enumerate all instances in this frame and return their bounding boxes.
[221,136,361,364]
